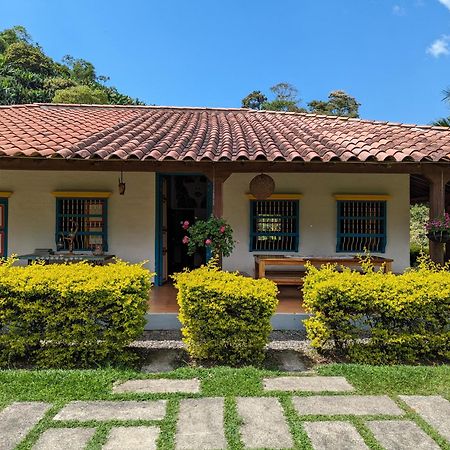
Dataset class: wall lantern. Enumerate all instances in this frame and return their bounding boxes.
[118,171,126,195]
[249,173,275,200]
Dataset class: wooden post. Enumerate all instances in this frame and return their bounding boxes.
[423,167,449,265]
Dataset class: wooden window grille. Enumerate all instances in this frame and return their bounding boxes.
[0,199,7,257]
[56,198,108,251]
[337,200,386,253]
[250,200,299,252]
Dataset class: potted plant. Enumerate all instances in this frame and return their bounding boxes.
[181,216,235,261]
[425,212,450,243]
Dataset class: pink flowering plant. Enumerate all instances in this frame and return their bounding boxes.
[181,216,235,258]
[425,212,450,234]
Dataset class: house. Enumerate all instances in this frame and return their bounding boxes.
[1,103,450,289]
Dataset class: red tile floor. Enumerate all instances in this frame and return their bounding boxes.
[148,283,305,313]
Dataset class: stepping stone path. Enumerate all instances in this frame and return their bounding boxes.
[103,426,160,450]
[293,394,404,416]
[33,428,96,450]
[399,395,450,442]
[367,420,441,450]
[1,376,448,450]
[53,400,166,421]
[236,397,293,449]
[113,378,200,393]
[264,375,354,392]
[175,398,226,450]
[304,421,369,450]
[0,402,51,450]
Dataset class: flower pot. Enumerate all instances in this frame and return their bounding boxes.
[427,231,450,243]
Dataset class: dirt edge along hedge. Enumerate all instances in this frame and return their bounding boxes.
[0,258,152,368]
[173,262,278,365]
[303,256,450,364]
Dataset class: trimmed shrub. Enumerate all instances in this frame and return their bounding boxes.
[0,259,152,368]
[173,264,278,365]
[303,257,450,364]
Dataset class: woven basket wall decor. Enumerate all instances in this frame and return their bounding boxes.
[249,174,275,200]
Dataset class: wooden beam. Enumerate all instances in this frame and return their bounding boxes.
[212,172,231,217]
[422,166,450,265]
[0,157,448,174]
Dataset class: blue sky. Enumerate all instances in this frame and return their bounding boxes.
[1,0,450,124]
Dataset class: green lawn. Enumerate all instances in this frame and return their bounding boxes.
[0,364,449,450]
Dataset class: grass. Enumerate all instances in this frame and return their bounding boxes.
[1,364,449,449]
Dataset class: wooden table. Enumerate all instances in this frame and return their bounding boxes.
[254,255,393,285]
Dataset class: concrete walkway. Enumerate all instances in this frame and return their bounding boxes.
[1,376,448,449]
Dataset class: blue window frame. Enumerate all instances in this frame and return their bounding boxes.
[0,198,8,257]
[55,198,108,251]
[336,200,387,253]
[250,199,299,252]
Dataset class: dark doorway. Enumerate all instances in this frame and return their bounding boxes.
[157,174,211,284]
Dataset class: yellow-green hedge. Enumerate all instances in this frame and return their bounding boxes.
[173,264,278,365]
[0,259,152,368]
[303,258,450,364]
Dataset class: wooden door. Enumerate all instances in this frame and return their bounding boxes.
[161,177,168,283]
[0,199,8,258]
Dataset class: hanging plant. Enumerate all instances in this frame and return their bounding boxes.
[181,216,235,258]
[425,212,450,243]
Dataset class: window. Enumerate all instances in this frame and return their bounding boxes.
[55,197,108,251]
[336,200,386,253]
[0,198,8,258]
[250,199,299,252]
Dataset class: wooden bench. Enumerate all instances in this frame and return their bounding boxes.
[254,255,393,286]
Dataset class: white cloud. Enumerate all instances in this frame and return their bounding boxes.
[427,35,450,57]
[438,0,450,10]
[392,5,406,15]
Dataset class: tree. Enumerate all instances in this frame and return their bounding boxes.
[263,82,304,112]
[432,88,450,127]
[0,25,144,106]
[4,42,56,76]
[52,85,109,104]
[241,90,267,110]
[308,90,360,118]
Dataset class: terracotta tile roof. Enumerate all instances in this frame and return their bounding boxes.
[1,103,450,162]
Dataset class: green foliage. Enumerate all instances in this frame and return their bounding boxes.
[241,90,267,110]
[303,256,450,364]
[242,83,361,117]
[52,85,109,104]
[0,259,152,368]
[173,264,278,365]
[0,25,143,105]
[182,216,235,258]
[308,90,360,118]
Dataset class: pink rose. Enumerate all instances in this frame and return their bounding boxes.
[220,226,226,233]
[205,238,212,246]
[182,220,190,230]
[182,236,189,244]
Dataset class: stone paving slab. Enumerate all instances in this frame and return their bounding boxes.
[293,395,403,416]
[113,378,200,394]
[0,402,52,450]
[399,395,450,442]
[236,397,293,449]
[367,420,440,450]
[264,376,354,392]
[53,401,166,421]
[103,426,160,450]
[33,427,96,450]
[175,398,226,450]
[304,421,369,450]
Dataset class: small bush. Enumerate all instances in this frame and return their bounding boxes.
[303,257,450,364]
[173,263,278,365]
[0,259,152,368]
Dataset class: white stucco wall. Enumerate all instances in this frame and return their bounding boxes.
[0,170,156,272]
[222,173,410,274]
[0,170,410,275]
